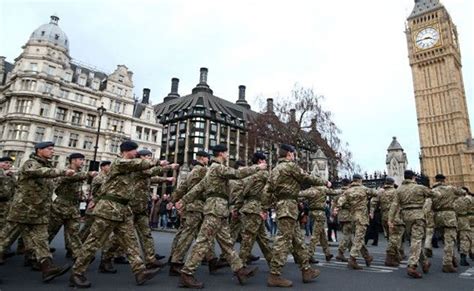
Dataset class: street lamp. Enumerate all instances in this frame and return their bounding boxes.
[90,103,106,171]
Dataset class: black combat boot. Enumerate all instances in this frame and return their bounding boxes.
[169,262,183,276]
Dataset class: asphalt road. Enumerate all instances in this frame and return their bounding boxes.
[1,229,473,291]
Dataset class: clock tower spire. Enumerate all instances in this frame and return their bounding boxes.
[405,0,474,189]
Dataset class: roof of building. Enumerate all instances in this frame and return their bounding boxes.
[29,15,69,51]
[1,60,14,85]
[408,0,443,20]
[387,136,404,151]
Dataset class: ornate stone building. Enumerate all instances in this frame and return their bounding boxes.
[386,136,408,186]
[0,15,162,169]
[406,0,474,188]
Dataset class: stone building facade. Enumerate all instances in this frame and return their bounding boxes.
[406,0,474,189]
[385,136,408,186]
[0,15,162,169]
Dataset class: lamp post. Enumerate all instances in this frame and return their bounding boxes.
[90,103,106,171]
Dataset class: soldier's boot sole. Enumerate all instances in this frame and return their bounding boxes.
[267,274,293,287]
[69,274,92,288]
[348,257,362,270]
[135,267,160,285]
[302,268,320,283]
[43,264,71,283]
[442,265,457,273]
[407,267,422,279]
[335,253,348,262]
[178,273,204,289]
[235,266,259,285]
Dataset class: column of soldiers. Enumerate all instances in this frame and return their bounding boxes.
[1,140,474,288]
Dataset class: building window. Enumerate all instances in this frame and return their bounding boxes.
[68,133,79,147]
[75,94,84,103]
[86,114,96,128]
[46,65,55,76]
[210,122,217,133]
[3,151,24,167]
[29,63,38,72]
[146,111,151,120]
[60,89,69,98]
[39,102,50,117]
[15,99,32,113]
[144,128,150,141]
[44,82,53,94]
[51,155,60,168]
[110,137,120,153]
[151,130,158,143]
[71,111,82,125]
[83,136,93,150]
[136,126,142,140]
[53,129,64,145]
[179,123,186,131]
[193,137,205,145]
[55,107,67,121]
[110,100,122,113]
[34,127,45,142]
[8,124,29,140]
[20,79,37,91]
[78,76,86,86]
[89,97,97,106]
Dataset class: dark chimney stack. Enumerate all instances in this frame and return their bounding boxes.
[311,118,317,131]
[235,85,250,110]
[171,78,179,95]
[266,98,274,113]
[142,88,150,104]
[289,109,296,123]
[199,67,208,84]
[192,67,213,94]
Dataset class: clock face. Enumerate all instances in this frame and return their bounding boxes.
[415,27,440,49]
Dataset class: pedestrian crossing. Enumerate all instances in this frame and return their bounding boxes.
[459,266,474,280]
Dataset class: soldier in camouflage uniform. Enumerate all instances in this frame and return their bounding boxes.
[178,144,264,288]
[70,141,168,288]
[48,153,97,260]
[0,157,17,259]
[299,184,337,263]
[169,150,222,276]
[336,174,376,270]
[389,170,432,278]
[469,188,474,261]
[235,152,272,266]
[454,187,473,266]
[431,174,465,273]
[266,144,327,288]
[370,177,405,266]
[333,178,352,262]
[229,160,246,245]
[0,142,75,282]
[423,195,435,258]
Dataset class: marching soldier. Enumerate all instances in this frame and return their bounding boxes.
[0,157,17,259]
[454,187,473,266]
[333,178,352,262]
[389,170,432,278]
[178,144,264,288]
[266,144,328,288]
[336,174,376,270]
[0,141,74,282]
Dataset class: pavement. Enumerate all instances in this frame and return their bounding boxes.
[1,229,473,291]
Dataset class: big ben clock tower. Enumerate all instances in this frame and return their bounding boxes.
[406,0,474,189]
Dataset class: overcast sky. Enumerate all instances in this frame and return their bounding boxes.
[1,0,472,173]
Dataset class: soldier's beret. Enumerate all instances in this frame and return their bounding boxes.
[352,174,363,180]
[341,178,350,186]
[212,144,228,153]
[100,160,111,167]
[196,150,210,158]
[253,151,267,161]
[34,141,55,150]
[404,170,415,179]
[385,177,395,184]
[0,157,13,162]
[234,160,246,169]
[435,173,446,180]
[137,149,153,157]
[68,153,85,160]
[280,144,295,153]
[120,140,138,152]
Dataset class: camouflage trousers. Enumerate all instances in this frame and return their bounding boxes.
[386,224,405,258]
[170,211,215,264]
[239,213,272,264]
[440,227,457,266]
[308,214,330,257]
[270,217,311,276]
[230,215,242,244]
[181,214,243,275]
[349,222,370,258]
[79,214,94,242]
[0,202,9,226]
[48,211,82,259]
[459,229,472,255]
[338,221,353,254]
[404,218,427,267]
[132,212,157,264]
[0,221,51,262]
[424,227,434,250]
[73,215,146,275]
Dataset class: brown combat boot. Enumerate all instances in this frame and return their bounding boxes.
[135,267,160,285]
[69,273,91,288]
[325,254,334,262]
[363,255,373,267]
[407,265,422,278]
[40,258,71,282]
[208,257,228,273]
[384,253,399,267]
[267,273,293,287]
[452,257,458,268]
[442,264,457,273]
[302,267,320,283]
[179,273,204,289]
[98,258,117,274]
[335,250,348,262]
[169,262,183,276]
[145,259,165,270]
[348,256,362,270]
[235,266,258,285]
[422,261,431,273]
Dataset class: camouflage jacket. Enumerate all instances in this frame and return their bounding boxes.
[370,185,397,221]
[0,168,16,201]
[91,171,108,200]
[267,158,326,220]
[299,186,337,221]
[337,181,377,225]
[52,167,89,219]
[235,170,270,215]
[389,179,432,224]
[182,158,260,218]
[333,186,351,222]
[469,195,474,227]
[432,182,464,228]
[172,162,207,212]
[423,197,435,228]
[92,157,158,222]
[454,194,472,231]
[129,166,166,214]
[229,179,244,214]
[7,154,67,224]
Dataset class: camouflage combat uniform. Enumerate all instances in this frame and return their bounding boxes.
[333,186,353,256]
[72,158,160,276]
[234,170,272,265]
[79,171,107,242]
[299,186,337,259]
[337,181,376,261]
[389,179,432,268]
[170,161,215,264]
[0,154,68,263]
[180,158,260,275]
[432,182,465,266]
[0,168,16,228]
[454,193,473,257]
[229,179,244,245]
[267,158,325,276]
[469,196,474,257]
[423,197,435,254]
[48,167,89,259]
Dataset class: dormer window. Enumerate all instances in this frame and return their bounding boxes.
[55,34,59,40]
[41,31,45,36]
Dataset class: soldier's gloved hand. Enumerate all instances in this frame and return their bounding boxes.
[369,213,374,220]
[64,169,76,176]
[260,211,268,221]
[175,200,184,211]
[4,169,17,176]
[88,171,99,177]
[258,163,267,170]
[326,181,332,188]
[151,194,158,201]
[170,163,180,170]
[166,177,176,183]
[159,160,170,167]
[87,201,95,209]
